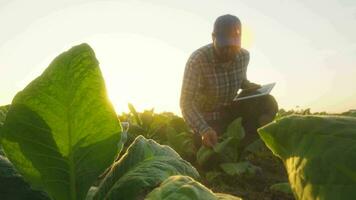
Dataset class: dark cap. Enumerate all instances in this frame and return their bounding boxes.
[213,14,241,47]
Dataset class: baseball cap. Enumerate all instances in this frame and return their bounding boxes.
[213,14,241,47]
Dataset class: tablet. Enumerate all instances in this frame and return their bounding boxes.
[234,82,276,101]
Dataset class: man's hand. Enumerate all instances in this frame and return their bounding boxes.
[201,128,218,148]
[245,82,261,90]
[241,79,261,90]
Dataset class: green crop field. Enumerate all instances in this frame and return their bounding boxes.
[1,44,355,200]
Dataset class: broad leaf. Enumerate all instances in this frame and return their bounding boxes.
[243,139,265,155]
[0,155,50,200]
[258,115,356,200]
[85,187,98,200]
[224,118,245,140]
[196,138,235,166]
[0,44,122,200]
[220,161,261,177]
[145,175,242,200]
[197,118,245,166]
[270,182,292,194]
[93,135,199,200]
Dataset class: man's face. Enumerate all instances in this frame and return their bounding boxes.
[213,26,241,62]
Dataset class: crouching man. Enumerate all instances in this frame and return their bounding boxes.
[179,14,278,148]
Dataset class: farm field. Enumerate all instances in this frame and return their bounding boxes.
[1,44,356,200]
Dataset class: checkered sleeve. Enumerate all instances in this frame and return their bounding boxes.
[180,54,211,135]
[240,49,252,89]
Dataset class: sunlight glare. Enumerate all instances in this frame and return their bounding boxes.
[85,34,187,115]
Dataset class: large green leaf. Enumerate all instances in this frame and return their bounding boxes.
[258,115,356,200]
[93,135,200,200]
[145,175,242,200]
[0,44,122,200]
[0,155,50,200]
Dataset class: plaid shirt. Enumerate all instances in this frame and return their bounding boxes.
[180,43,251,134]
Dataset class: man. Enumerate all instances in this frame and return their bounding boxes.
[180,14,278,148]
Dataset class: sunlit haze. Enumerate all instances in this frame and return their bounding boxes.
[1,0,356,115]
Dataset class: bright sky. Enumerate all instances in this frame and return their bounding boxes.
[1,0,356,115]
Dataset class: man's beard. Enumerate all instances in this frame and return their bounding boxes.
[217,46,240,62]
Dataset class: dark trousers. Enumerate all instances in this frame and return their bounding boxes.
[194,94,278,148]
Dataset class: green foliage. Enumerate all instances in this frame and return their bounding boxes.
[145,175,242,200]
[85,187,98,200]
[93,136,199,200]
[1,44,222,200]
[204,170,223,183]
[220,161,261,177]
[275,108,328,120]
[0,155,50,200]
[0,105,9,127]
[0,105,9,156]
[0,44,122,200]
[242,139,265,156]
[123,104,196,160]
[269,182,292,194]
[165,128,195,160]
[0,42,310,200]
[197,118,245,166]
[128,103,143,126]
[259,115,356,200]
[341,110,356,117]
[215,193,243,200]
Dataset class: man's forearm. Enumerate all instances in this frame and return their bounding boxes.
[180,103,211,134]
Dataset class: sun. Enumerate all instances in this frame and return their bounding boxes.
[85,33,187,115]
